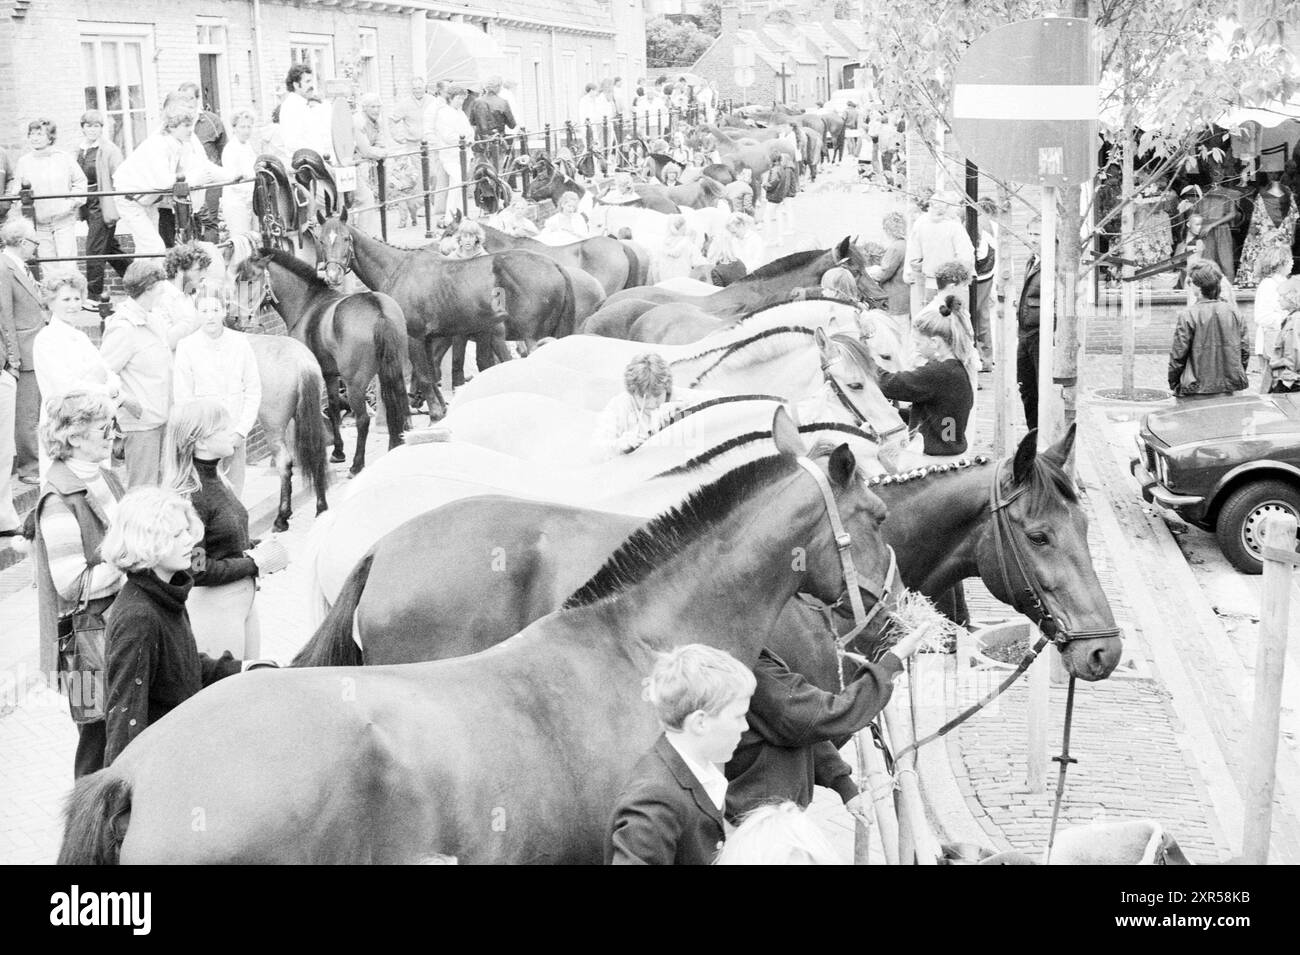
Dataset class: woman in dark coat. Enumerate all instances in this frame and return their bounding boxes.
[33,389,126,778]
[99,486,243,766]
[1168,261,1250,399]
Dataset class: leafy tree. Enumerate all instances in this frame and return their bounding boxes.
[646,16,715,68]
[861,0,1300,407]
[833,0,854,17]
[699,0,723,36]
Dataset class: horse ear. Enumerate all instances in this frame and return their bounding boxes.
[1042,422,1077,471]
[835,236,851,261]
[1012,429,1038,486]
[316,208,326,226]
[814,325,835,362]
[771,406,806,457]
[828,443,856,489]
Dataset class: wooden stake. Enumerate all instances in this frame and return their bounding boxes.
[1027,642,1050,792]
[1243,512,1296,864]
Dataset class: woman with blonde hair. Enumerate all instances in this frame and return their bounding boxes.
[1252,244,1292,393]
[220,108,259,235]
[100,486,245,766]
[714,801,842,865]
[32,389,126,777]
[876,294,976,466]
[164,398,287,659]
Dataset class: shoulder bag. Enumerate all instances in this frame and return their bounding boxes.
[57,568,110,724]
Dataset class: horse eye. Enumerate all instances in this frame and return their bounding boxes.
[847,382,865,391]
[1028,532,1049,546]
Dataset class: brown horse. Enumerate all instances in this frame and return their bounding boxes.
[294,424,1122,684]
[57,412,894,864]
[586,241,868,338]
[315,214,576,420]
[233,249,409,474]
[477,223,638,296]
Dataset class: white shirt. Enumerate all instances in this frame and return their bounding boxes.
[665,734,728,811]
[220,138,257,209]
[114,132,224,204]
[434,104,474,166]
[1255,274,1286,356]
[173,328,262,438]
[577,94,599,126]
[279,91,332,159]
[34,318,120,409]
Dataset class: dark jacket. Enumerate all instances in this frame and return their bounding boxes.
[765,167,796,204]
[189,458,258,587]
[104,569,240,764]
[77,138,125,224]
[1168,300,1250,396]
[606,734,726,865]
[725,648,902,820]
[470,92,516,140]
[1017,255,1041,337]
[876,238,910,314]
[0,251,45,372]
[878,358,973,455]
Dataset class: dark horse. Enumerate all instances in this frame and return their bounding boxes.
[295,423,1122,684]
[585,240,869,338]
[57,413,895,863]
[233,249,409,475]
[314,214,576,420]
[475,222,641,296]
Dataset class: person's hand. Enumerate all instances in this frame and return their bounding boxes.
[845,794,872,821]
[120,394,143,418]
[889,620,939,661]
[247,537,290,576]
[617,432,643,454]
[232,431,246,449]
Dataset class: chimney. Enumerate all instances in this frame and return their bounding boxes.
[721,2,741,35]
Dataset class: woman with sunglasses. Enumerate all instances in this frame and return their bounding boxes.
[31,389,128,778]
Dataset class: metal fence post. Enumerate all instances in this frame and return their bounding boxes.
[376,157,389,241]
[172,175,192,244]
[18,180,35,225]
[518,128,531,195]
[601,116,610,165]
[544,123,553,158]
[458,135,470,216]
[565,121,575,154]
[631,109,639,141]
[420,142,434,238]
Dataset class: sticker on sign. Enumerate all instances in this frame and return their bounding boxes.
[1038,147,1064,176]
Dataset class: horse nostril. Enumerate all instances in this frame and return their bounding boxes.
[1089,642,1121,679]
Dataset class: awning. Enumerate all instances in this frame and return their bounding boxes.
[426,19,507,88]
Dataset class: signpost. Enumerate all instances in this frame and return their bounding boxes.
[949,17,1097,788]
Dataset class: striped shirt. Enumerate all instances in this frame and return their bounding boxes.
[40,466,123,603]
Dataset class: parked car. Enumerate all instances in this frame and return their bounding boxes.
[1131,393,1300,573]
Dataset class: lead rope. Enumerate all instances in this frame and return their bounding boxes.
[1044,675,1078,864]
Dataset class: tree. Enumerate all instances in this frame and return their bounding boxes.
[699,0,723,36]
[833,0,854,17]
[860,0,1300,414]
[645,17,715,68]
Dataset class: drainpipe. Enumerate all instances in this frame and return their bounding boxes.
[251,0,266,112]
[550,28,560,130]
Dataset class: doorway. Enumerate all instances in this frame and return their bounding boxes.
[199,53,221,113]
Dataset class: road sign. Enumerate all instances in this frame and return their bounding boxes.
[950,17,1096,187]
[734,66,756,88]
[733,45,755,69]
[329,95,355,167]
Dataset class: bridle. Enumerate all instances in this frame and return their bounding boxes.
[820,337,908,444]
[795,457,897,650]
[987,459,1122,647]
[229,261,278,331]
[318,221,355,287]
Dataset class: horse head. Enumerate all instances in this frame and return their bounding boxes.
[316,210,353,289]
[229,250,277,330]
[811,327,907,448]
[978,426,1123,682]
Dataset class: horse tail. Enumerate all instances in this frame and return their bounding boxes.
[551,262,577,339]
[290,552,372,667]
[294,359,331,495]
[57,772,132,865]
[621,242,648,289]
[372,298,411,441]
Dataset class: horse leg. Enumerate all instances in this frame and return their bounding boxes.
[274,441,293,533]
[324,374,347,464]
[450,335,470,388]
[347,374,370,476]
[426,336,451,421]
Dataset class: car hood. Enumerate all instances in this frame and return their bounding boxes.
[1144,394,1296,448]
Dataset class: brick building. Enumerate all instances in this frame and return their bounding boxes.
[0,0,647,155]
[691,3,868,106]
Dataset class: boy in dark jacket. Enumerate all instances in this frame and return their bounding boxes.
[606,644,756,865]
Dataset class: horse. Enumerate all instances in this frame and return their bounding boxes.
[232,249,409,475]
[58,412,895,864]
[474,222,638,297]
[239,334,331,532]
[314,213,577,421]
[293,424,1122,687]
[695,123,782,176]
[526,154,585,206]
[585,241,869,337]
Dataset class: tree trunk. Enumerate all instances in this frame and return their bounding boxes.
[1121,134,1137,397]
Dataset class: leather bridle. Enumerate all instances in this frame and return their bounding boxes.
[988,459,1122,647]
[230,263,278,331]
[795,457,896,649]
[819,343,908,444]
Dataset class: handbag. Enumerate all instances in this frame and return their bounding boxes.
[57,568,109,724]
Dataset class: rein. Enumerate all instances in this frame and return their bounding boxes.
[819,347,908,443]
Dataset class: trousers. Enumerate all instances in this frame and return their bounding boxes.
[84,213,131,300]
[116,200,166,255]
[1017,333,1039,430]
[0,372,18,531]
[14,369,39,481]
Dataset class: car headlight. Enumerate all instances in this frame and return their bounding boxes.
[1156,453,1170,487]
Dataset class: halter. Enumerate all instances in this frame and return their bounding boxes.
[988,459,1122,647]
[795,457,895,647]
[230,263,278,331]
[819,346,908,443]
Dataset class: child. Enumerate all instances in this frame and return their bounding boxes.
[605,644,756,865]
[591,353,682,459]
[655,214,708,282]
[764,155,797,240]
[713,801,841,865]
[498,197,539,238]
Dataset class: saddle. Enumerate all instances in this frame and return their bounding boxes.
[293,149,340,221]
[253,154,306,252]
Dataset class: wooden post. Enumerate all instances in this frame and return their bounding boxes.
[994,197,1015,456]
[1026,643,1050,792]
[1120,131,1137,398]
[376,158,389,241]
[858,728,899,865]
[1039,185,1060,444]
[419,142,434,239]
[1243,512,1296,864]
[882,676,942,864]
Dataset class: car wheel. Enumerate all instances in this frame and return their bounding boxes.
[1215,480,1300,574]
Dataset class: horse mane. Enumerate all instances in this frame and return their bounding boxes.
[263,248,331,289]
[689,326,816,385]
[741,294,862,321]
[561,454,798,609]
[866,455,994,489]
[740,248,828,281]
[658,393,784,429]
[1026,455,1079,509]
[656,422,878,477]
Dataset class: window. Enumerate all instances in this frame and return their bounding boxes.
[195,17,230,115]
[561,51,579,127]
[502,45,527,128]
[80,23,156,155]
[357,27,379,94]
[290,32,335,83]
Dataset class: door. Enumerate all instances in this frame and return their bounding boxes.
[199,53,221,114]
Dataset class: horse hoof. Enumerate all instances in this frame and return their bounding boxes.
[273,519,289,533]
[350,464,364,477]
[316,503,328,516]
[330,451,347,464]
